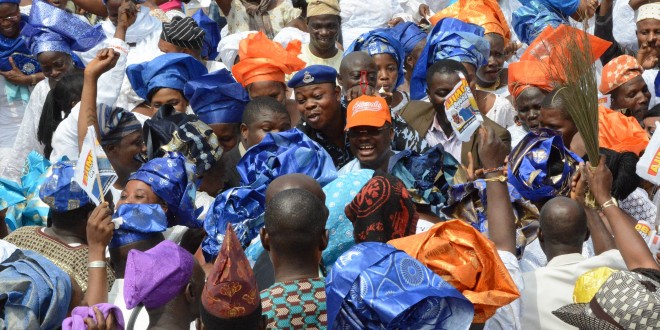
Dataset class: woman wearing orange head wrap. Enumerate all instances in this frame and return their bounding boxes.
[231,31,306,104]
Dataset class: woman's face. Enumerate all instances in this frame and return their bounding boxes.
[117,179,161,207]
[477,33,505,84]
[373,53,399,93]
[38,51,75,83]
[0,4,20,39]
[150,88,188,113]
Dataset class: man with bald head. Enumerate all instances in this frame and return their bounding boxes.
[520,196,627,329]
[253,174,327,290]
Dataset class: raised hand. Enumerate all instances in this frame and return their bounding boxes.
[84,48,120,80]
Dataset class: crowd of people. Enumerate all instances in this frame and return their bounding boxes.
[0,0,659,328]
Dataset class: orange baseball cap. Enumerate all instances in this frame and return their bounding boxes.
[345,95,392,131]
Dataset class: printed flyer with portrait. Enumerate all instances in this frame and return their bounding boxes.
[444,72,483,142]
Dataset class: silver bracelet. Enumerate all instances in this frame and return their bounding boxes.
[88,261,107,268]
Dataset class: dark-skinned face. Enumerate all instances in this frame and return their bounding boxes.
[150,88,188,113]
[240,110,291,149]
[248,81,287,104]
[0,3,20,38]
[515,87,545,131]
[611,75,651,121]
[339,55,377,95]
[307,15,340,52]
[427,71,461,114]
[540,107,578,147]
[294,83,342,132]
[347,124,394,170]
[38,51,75,82]
[478,33,505,84]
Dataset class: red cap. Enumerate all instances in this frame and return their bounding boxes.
[345,95,392,131]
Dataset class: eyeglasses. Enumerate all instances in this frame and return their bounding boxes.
[347,126,389,138]
[0,15,20,23]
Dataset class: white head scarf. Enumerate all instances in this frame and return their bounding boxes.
[217,31,257,70]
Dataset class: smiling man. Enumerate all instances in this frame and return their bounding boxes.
[338,95,394,174]
[599,55,651,121]
[290,65,352,169]
[301,0,343,71]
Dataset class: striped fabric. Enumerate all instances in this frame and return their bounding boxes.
[161,17,205,50]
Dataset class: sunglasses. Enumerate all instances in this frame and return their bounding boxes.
[347,126,389,138]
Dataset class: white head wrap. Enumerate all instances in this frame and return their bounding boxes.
[217,31,257,70]
[637,3,660,23]
[273,27,310,49]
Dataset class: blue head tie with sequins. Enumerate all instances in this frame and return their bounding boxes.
[183,69,249,124]
[128,152,200,228]
[201,187,265,262]
[22,0,105,56]
[39,160,91,212]
[237,128,337,197]
[345,29,406,88]
[410,18,490,100]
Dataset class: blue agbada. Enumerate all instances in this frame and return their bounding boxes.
[326,243,474,329]
[237,128,338,196]
[410,18,490,100]
[192,9,220,60]
[388,145,459,206]
[39,160,91,212]
[0,151,50,230]
[22,0,104,57]
[128,153,200,228]
[0,249,72,330]
[126,53,208,101]
[183,69,249,124]
[508,128,582,202]
[386,22,427,57]
[512,0,567,45]
[345,29,406,88]
[108,204,168,248]
[202,187,265,261]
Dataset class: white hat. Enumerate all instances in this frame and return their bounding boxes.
[637,3,660,22]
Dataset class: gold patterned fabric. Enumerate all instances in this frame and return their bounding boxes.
[4,226,115,292]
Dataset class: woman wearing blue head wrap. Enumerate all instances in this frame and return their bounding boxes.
[346,29,409,112]
[126,53,208,114]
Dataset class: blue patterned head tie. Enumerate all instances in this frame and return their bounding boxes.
[108,203,168,248]
[508,128,582,201]
[326,242,474,329]
[192,9,220,60]
[237,128,338,197]
[183,69,249,124]
[345,29,406,88]
[410,18,490,100]
[126,52,209,101]
[97,104,141,146]
[201,187,265,262]
[128,152,199,228]
[22,0,105,56]
[0,151,50,230]
[388,145,459,206]
[386,22,427,57]
[512,0,567,45]
[0,249,72,329]
[38,160,91,212]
